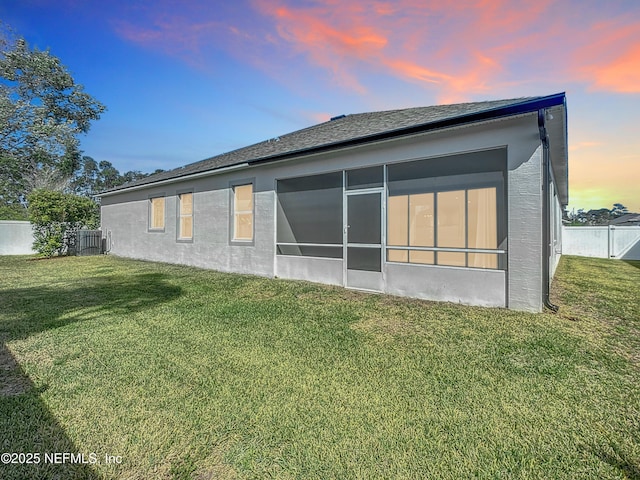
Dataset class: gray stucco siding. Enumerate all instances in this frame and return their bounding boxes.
[275,256,343,286]
[385,263,506,307]
[101,112,553,312]
[101,171,276,276]
[507,143,544,312]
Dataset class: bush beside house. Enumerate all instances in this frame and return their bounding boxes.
[27,189,99,257]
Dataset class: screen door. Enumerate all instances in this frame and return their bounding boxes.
[345,191,383,291]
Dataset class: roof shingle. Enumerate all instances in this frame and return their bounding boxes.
[100,96,551,193]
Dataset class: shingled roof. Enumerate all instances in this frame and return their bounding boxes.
[100,93,566,194]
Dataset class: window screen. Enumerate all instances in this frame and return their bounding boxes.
[387,149,506,269]
[437,190,466,267]
[346,166,383,190]
[277,172,343,258]
[347,193,381,244]
[467,187,498,268]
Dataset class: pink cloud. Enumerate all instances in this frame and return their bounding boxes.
[256,1,390,92]
[110,2,260,72]
[576,23,640,93]
[251,0,557,101]
[111,0,640,101]
[114,17,226,70]
[302,111,333,124]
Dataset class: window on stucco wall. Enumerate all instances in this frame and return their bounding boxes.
[149,196,165,231]
[178,192,193,240]
[233,184,254,241]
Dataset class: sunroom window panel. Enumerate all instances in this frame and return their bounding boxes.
[467,187,497,249]
[387,249,408,262]
[409,193,434,247]
[437,251,466,267]
[468,253,498,269]
[437,190,465,248]
[276,172,343,257]
[387,151,506,270]
[346,166,383,190]
[387,195,408,246]
[409,250,434,264]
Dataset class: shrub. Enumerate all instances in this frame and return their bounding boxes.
[27,189,99,257]
[0,203,29,220]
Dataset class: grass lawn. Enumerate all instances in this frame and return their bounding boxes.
[0,254,639,479]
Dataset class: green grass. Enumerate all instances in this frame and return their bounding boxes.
[0,254,639,479]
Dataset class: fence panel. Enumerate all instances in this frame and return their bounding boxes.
[77,230,103,256]
[0,221,35,255]
[562,226,640,260]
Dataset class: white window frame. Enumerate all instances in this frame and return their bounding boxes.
[230,180,255,245]
[177,190,194,242]
[148,194,166,232]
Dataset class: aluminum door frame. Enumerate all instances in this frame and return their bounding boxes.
[343,187,385,292]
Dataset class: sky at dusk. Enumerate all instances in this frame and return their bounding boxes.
[1,0,639,213]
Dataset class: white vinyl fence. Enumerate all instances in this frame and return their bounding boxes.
[0,221,35,255]
[562,226,640,260]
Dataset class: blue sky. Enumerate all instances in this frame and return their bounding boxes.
[2,0,639,212]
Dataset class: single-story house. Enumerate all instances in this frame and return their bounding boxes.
[609,213,640,226]
[98,92,568,312]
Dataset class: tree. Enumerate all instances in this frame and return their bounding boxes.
[98,160,121,191]
[27,189,99,257]
[70,156,164,198]
[0,202,28,220]
[611,203,629,218]
[71,155,99,197]
[0,28,105,208]
[566,203,633,226]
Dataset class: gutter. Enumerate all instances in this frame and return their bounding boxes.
[538,109,560,313]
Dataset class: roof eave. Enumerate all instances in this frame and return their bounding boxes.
[99,93,567,196]
[246,93,567,167]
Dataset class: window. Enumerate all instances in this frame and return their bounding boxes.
[387,193,435,264]
[149,196,165,231]
[467,187,498,268]
[386,150,506,269]
[276,172,343,258]
[178,192,193,240]
[233,183,253,241]
[387,186,500,268]
[437,190,466,266]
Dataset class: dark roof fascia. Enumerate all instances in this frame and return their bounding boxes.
[247,92,567,168]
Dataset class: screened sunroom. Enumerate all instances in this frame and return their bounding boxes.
[100,93,567,311]
[275,148,507,300]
